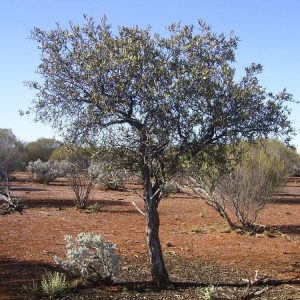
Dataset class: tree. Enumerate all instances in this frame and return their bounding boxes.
[185,142,289,230]
[27,17,293,288]
[0,128,25,179]
[25,137,62,162]
[0,129,26,212]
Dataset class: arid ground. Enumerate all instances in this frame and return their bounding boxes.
[0,173,299,299]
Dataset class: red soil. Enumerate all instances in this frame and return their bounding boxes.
[0,173,299,299]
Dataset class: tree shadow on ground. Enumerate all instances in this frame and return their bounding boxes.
[269,197,300,205]
[270,224,300,236]
[11,187,46,192]
[24,198,76,209]
[47,179,69,187]
[1,256,300,299]
[0,256,63,298]
[20,198,140,215]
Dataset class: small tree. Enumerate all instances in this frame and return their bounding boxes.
[187,143,288,229]
[0,128,26,180]
[27,17,293,288]
[67,163,95,209]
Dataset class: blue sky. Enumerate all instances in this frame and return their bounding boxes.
[1,0,299,150]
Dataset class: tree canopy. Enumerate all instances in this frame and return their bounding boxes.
[0,129,25,179]
[25,137,62,162]
[27,16,294,288]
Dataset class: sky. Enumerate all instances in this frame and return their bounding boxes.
[0,0,299,150]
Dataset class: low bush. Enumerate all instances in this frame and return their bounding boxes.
[27,159,62,184]
[162,180,181,196]
[186,141,289,229]
[66,165,95,209]
[41,271,67,299]
[88,161,127,190]
[215,145,288,228]
[54,233,120,285]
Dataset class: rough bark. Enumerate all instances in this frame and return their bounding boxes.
[142,163,170,288]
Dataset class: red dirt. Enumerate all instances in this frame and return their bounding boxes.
[0,173,299,299]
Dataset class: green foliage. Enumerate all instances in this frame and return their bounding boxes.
[203,285,217,300]
[27,17,293,170]
[25,138,62,162]
[85,202,102,213]
[41,272,67,299]
[0,128,26,178]
[188,141,290,229]
[221,143,288,227]
[27,17,294,286]
[266,140,300,176]
[50,144,93,167]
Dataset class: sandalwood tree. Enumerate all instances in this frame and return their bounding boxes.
[26,17,293,288]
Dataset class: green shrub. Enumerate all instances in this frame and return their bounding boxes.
[203,285,216,300]
[186,140,290,229]
[41,272,67,299]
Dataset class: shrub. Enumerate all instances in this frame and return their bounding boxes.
[41,271,67,299]
[54,233,120,285]
[162,180,181,196]
[27,159,62,184]
[186,141,289,229]
[290,165,300,177]
[203,285,217,300]
[66,165,95,209]
[88,161,127,190]
[0,175,25,215]
[22,279,41,298]
[215,145,288,228]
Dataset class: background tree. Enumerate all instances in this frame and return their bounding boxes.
[27,17,293,288]
[25,137,62,162]
[0,129,26,212]
[0,128,26,179]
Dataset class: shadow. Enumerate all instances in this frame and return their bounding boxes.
[270,224,300,236]
[74,279,300,296]
[11,187,46,192]
[22,198,134,211]
[275,193,300,197]
[91,199,141,215]
[0,256,64,299]
[48,180,69,187]
[268,197,300,205]
[1,256,300,299]
[102,209,141,215]
[25,198,76,208]
[95,199,131,207]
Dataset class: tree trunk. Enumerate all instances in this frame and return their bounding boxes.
[143,163,170,288]
[213,201,236,229]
